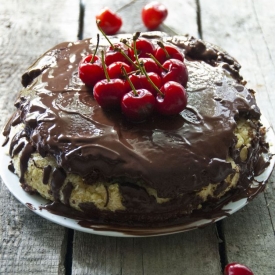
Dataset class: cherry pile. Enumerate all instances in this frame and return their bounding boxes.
[78,24,188,122]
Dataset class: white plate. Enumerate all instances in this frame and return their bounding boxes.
[1,116,275,237]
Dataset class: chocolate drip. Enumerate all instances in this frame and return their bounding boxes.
[42,165,52,185]
[8,161,15,173]
[12,141,25,156]
[2,111,19,138]
[22,68,42,87]
[2,136,9,147]
[19,143,35,183]
[62,181,74,205]
[104,185,109,207]
[9,130,27,156]
[50,168,66,201]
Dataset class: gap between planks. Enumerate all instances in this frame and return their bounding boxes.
[64,2,83,274]
[196,0,203,39]
[216,221,228,271]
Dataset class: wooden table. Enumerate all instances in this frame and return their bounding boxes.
[1,0,275,274]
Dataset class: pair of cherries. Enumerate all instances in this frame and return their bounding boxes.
[78,26,188,122]
[96,2,168,35]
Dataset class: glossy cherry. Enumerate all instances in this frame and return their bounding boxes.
[78,55,105,87]
[155,44,184,64]
[156,81,187,115]
[162,58,188,87]
[105,43,131,66]
[96,8,122,35]
[124,72,162,96]
[224,263,254,275]
[121,89,156,122]
[93,79,126,109]
[107,61,132,79]
[128,37,155,60]
[141,1,168,30]
[133,58,160,74]
[93,51,127,109]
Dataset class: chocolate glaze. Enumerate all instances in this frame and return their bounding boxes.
[42,165,52,185]
[50,168,66,201]
[19,143,35,183]
[3,32,271,226]
[62,181,74,205]
[8,161,15,173]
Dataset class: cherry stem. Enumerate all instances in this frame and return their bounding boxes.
[132,32,144,74]
[128,69,141,76]
[116,48,138,69]
[147,53,168,72]
[96,20,138,69]
[121,66,138,96]
[96,20,115,48]
[91,34,100,64]
[120,38,134,50]
[157,41,170,58]
[101,50,110,82]
[139,61,164,97]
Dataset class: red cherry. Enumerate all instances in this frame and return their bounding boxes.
[125,74,145,91]
[224,263,254,275]
[133,58,160,74]
[96,8,122,35]
[156,81,187,115]
[125,73,162,96]
[107,62,132,79]
[162,59,188,87]
[121,89,156,122]
[155,44,184,64]
[105,43,130,66]
[143,72,163,96]
[78,55,105,87]
[141,2,168,30]
[93,79,126,109]
[128,37,155,60]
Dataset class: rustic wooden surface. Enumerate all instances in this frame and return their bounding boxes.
[0,0,274,274]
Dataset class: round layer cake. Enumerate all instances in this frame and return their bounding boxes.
[2,31,269,227]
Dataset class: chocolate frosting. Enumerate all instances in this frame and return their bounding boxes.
[5,32,262,200]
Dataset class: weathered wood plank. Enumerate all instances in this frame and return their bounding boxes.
[222,193,275,273]
[83,0,199,38]
[72,226,221,275]
[72,1,221,275]
[200,0,275,273]
[200,0,275,129]
[0,0,79,274]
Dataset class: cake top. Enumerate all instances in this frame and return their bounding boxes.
[6,32,261,198]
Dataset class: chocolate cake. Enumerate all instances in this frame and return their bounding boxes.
[2,31,270,227]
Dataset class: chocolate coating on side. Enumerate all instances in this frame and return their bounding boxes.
[5,32,261,201]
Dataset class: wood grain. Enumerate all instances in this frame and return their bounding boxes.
[72,226,221,275]
[200,0,275,273]
[0,0,79,274]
